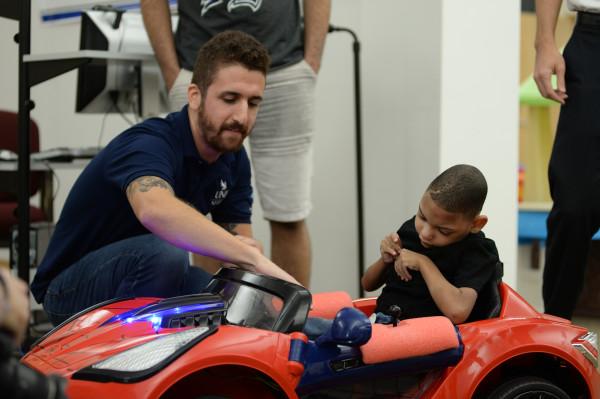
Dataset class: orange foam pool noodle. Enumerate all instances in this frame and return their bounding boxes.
[309,291,354,319]
[361,316,459,364]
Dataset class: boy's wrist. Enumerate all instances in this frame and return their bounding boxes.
[417,254,434,273]
[380,254,393,264]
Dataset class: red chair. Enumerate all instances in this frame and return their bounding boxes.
[0,110,50,247]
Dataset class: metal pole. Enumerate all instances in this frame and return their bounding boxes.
[17,0,32,283]
[328,25,364,297]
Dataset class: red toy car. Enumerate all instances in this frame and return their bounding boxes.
[22,268,600,398]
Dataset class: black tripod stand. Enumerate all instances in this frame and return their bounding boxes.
[328,25,365,297]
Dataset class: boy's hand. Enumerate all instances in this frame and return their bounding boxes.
[394,249,428,281]
[380,232,402,263]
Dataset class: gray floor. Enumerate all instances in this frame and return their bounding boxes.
[517,243,600,336]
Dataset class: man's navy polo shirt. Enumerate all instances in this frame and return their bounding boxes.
[31,106,252,303]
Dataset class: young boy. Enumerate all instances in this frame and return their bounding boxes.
[362,164,500,324]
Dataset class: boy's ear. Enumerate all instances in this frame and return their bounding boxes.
[470,214,488,233]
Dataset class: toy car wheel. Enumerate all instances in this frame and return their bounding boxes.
[488,376,569,399]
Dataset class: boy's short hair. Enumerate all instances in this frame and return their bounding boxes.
[427,164,487,218]
[192,30,271,95]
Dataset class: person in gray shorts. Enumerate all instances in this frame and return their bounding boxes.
[141,0,331,287]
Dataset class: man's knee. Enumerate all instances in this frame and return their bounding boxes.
[119,237,190,298]
[143,236,190,279]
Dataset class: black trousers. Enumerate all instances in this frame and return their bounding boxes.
[543,15,600,320]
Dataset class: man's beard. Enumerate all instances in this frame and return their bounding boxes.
[199,106,249,153]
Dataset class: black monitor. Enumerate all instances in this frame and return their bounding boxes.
[76,8,175,117]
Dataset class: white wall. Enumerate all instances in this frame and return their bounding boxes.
[360,1,443,278]
[0,0,520,297]
[439,1,520,284]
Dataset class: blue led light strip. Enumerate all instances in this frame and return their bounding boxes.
[102,301,225,329]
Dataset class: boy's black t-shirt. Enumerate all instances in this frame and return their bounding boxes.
[375,216,500,319]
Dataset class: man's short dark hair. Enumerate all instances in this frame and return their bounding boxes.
[192,30,271,95]
[427,164,488,218]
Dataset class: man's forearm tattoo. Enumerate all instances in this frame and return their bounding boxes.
[127,176,174,198]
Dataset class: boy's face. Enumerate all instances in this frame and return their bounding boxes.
[414,192,485,248]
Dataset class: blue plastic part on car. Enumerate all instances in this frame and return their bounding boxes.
[289,337,307,363]
[296,329,464,395]
[315,307,372,347]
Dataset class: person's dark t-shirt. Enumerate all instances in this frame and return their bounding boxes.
[31,106,252,303]
[176,0,304,71]
[375,216,500,319]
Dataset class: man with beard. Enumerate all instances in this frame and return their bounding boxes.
[141,0,331,288]
[31,31,299,326]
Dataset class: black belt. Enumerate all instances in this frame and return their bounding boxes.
[577,11,600,26]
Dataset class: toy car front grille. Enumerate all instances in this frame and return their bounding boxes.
[167,313,222,329]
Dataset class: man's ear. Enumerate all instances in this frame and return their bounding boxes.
[187,83,202,110]
[470,214,488,233]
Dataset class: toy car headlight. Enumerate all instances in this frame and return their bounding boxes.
[572,331,598,368]
[72,326,216,383]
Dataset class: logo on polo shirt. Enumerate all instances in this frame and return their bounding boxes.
[211,179,229,206]
[200,0,263,16]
